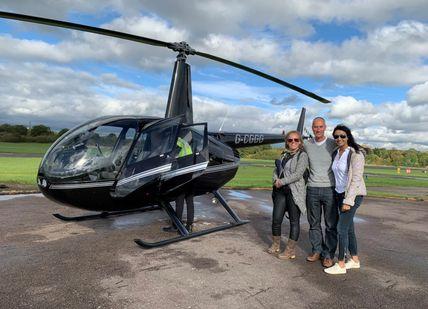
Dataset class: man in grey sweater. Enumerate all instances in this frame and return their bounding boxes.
[304,117,337,267]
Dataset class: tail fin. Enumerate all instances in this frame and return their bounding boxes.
[296,107,306,134]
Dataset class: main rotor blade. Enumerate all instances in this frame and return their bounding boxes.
[195,51,330,103]
[0,11,171,48]
[0,11,331,104]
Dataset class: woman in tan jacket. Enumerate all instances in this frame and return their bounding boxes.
[325,124,366,275]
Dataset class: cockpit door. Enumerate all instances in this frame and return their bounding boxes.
[113,117,182,197]
[160,122,208,194]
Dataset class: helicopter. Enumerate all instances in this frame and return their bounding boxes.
[0,11,330,248]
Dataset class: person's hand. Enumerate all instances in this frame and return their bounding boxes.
[341,204,351,212]
[275,179,283,188]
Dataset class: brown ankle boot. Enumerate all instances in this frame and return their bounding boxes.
[278,239,296,260]
[267,236,281,254]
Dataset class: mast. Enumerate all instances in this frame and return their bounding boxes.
[164,42,194,124]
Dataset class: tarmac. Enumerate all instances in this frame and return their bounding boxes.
[0,190,427,308]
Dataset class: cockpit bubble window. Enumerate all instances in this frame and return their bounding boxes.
[40,120,137,181]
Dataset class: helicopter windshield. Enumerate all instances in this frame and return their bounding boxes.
[40,119,138,181]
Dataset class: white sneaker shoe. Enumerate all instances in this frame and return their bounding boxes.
[345,259,360,269]
[324,263,346,275]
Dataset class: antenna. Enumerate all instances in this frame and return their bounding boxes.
[218,108,229,132]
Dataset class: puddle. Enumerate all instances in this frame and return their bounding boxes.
[353,216,367,223]
[0,193,43,201]
[111,215,156,229]
[227,190,252,200]
[259,202,273,213]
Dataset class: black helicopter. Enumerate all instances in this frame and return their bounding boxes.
[0,11,330,248]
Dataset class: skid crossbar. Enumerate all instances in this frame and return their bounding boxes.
[134,190,249,248]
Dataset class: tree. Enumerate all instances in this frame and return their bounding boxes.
[0,124,13,133]
[12,125,28,136]
[57,128,69,137]
[30,125,52,136]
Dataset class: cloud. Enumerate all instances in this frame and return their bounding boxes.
[328,96,428,135]
[2,4,428,86]
[277,21,428,85]
[0,62,168,129]
[0,60,305,134]
[407,81,428,106]
[193,80,276,104]
[270,95,299,105]
[329,96,377,118]
[0,61,426,149]
[0,2,427,150]
[102,15,189,42]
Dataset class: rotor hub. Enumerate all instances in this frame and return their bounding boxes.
[168,41,196,56]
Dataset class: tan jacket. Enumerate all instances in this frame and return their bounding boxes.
[344,148,367,206]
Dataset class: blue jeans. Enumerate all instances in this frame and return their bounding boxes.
[336,193,363,260]
[306,186,337,259]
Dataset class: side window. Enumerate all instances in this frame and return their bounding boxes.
[175,124,205,158]
[128,125,177,164]
[176,128,193,158]
[190,125,205,153]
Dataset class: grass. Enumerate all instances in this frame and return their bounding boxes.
[226,165,274,188]
[226,160,428,200]
[0,142,51,154]
[365,165,427,178]
[365,176,427,187]
[366,190,425,200]
[0,155,426,200]
[0,157,42,185]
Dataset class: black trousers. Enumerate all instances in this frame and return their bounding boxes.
[272,187,301,240]
[175,192,194,225]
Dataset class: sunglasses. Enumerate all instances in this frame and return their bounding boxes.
[333,134,347,139]
[287,138,300,143]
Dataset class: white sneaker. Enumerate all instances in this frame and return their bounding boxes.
[345,259,360,269]
[324,263,346,275]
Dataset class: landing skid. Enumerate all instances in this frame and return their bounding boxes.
[52,205,161,222]
[134,190,249,248]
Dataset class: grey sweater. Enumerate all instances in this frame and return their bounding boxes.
[272,150,309,214]
[304,138,336,187]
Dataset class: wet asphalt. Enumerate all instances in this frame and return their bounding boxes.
[0,190,427,309]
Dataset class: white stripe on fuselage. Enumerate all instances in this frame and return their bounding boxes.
[161,161,208,180]
[117,163,172,186]
[50,181,114,190]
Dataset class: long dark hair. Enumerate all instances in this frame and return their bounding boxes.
[333,124,361,153]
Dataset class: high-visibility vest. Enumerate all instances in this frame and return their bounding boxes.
[177,137,192,157]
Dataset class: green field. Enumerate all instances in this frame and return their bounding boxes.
[0,157,41,184]
[228,163,427,187]
[228,159,428,200]
[0,153,427,200]
[0,142,51,154]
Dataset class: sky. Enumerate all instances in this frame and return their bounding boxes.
[0,1,427,150]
